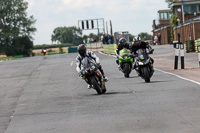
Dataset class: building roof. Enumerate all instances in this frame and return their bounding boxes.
[169,0,200,7]
[158,9,172,13]
[174,16,200,29]
[173,0,200,2]
[184,16,200,23]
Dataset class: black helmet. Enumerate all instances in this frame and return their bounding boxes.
[119,37,126,46]
[78,44,86,57]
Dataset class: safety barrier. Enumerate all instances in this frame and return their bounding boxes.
[86,42,103,52]
[174,43,185,70]
[195,39,200,52]
[68,47,78,53]
[103,44,115,54]
[186,40,195,53]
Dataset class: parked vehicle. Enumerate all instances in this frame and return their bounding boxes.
[81,57,106,94]
[135,48,154,82]
[118,48,134,78]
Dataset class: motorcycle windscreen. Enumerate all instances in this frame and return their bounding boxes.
[81,57,93,70]
[119,48,130,56]
[137,49,147,60]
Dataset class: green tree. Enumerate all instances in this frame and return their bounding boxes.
[170,14,178,42]
[88,33,98,41]
[165,0,173,2]
[0,0,36,56]
[51,26,82,45]
[138,32,152,41]
[129,34,135,42]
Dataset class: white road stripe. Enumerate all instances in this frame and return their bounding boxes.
[70,61,74,67]
[155,68,200,86]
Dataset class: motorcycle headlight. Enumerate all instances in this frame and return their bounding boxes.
[138,62,144,65]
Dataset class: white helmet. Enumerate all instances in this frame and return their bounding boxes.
[133,36,141,42]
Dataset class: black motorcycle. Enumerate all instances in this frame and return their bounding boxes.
[81,57,106,94]
[134,49,154,83]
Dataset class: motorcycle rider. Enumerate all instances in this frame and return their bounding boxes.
[130,36,154,69]
[76,44,108,89]
[115,37,130,69]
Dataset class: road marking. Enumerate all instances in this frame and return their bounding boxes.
[70,61,74,67]
[155,68,200,86]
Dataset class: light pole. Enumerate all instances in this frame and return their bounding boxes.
[177,8,181,25]
[181,0,184,23]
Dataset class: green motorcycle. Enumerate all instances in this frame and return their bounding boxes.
[118,48,134,78]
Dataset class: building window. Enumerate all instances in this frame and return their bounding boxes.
[160,12,168,20]
[169,13,173,19]
[198,4,200,13]
[184,4,197,14]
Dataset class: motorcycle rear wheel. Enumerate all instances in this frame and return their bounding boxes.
[91,77,103,94]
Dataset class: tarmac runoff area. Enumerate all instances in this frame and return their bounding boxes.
[151,44,200,84]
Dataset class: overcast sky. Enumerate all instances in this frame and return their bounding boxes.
[25,0,169,45]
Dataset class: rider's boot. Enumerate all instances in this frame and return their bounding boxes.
[87,84,92,89]
[103,76,108,82]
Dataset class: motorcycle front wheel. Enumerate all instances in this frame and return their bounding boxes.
[91,77,103,94]
[102,85,107,94]
[141,67,150,83]
[124,63,130,78]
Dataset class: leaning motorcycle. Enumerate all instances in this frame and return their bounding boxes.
[118,48,134,78]
[134,49,154,82]
[81,57,106,94]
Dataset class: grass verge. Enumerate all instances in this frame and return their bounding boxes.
[0,56,14,61]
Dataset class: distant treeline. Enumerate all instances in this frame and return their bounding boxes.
[33,43,76,49]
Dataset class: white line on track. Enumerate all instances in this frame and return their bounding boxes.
[70,61,74,67]
[155,68,200,86]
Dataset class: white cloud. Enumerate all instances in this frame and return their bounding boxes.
[27,0,35,11]
[25,0,169,44]
[62,0,96,8]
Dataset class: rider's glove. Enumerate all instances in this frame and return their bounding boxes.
[78,71,82,77]
[149,49,154,54]
[115,54,119,58]
[96,63,101,69]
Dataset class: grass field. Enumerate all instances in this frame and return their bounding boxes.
[32,47,68,56]
[0,56,14,61]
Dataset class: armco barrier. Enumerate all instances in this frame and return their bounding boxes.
[103,44,115,54]
[68,47,78,53]
[186,40,195,53]
[86,42,103,52]
[195,39,200,52]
